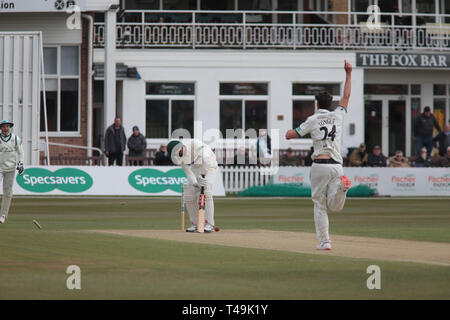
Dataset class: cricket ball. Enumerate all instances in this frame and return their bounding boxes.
[214,226,220,232]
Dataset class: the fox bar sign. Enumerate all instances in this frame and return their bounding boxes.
[357,53,450,68]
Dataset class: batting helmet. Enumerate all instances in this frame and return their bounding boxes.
[167,140,183,156]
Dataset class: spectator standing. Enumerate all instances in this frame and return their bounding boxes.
[388,150,410,168]
[414,147,434,167]
[433,123,450,156]
[256,129,272,165]
[414,106,441,156]
[154,144,173,166]
[348,143,368,167]
[280,148,301,166]
[104,117,126,166]
[438,146,450,167]
[367,145,387,167]
[127,126,147,166]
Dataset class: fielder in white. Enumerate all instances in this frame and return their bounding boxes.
[286,60,353,250]
[167,139,218,233]
[0,120,24,224]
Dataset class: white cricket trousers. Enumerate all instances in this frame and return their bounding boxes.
[0,171,15,218]
[183,168,217,227]
[310,163,347,244]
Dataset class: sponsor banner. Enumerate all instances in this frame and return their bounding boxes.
[272,167,311,187]
[273,167,450,196]
[12,166,225,196]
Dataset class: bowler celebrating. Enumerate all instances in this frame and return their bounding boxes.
[0,120,24,224]
[167,139,218,233]
[285,60,353,250]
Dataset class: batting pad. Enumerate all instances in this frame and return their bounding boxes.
[184,185,199,225]
[204,195,214,226]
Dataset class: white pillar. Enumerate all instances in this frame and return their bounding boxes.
[104,8,117,132]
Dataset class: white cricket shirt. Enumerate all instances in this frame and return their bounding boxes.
[295,106,347,164]
[0,133,24,172]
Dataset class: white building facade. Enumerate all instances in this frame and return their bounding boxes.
[2,0,450,164]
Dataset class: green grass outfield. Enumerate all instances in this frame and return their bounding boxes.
[0,197,449,300]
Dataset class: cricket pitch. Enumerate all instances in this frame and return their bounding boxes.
[91,229,450,266]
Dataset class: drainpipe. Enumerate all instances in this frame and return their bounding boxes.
[82,14,93,157]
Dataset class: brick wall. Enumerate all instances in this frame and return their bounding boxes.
[330,0,349,25]
[40,15,92,164]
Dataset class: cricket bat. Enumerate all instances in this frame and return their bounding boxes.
[197,175,206,233]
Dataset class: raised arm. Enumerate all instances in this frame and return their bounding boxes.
[285,129,300,140]
[339,60,352,110]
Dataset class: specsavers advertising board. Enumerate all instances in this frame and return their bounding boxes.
[13,166,226,196]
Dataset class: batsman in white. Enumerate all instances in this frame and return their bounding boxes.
[0,120,24,224]
[285,60,353,250]
[167,139,218,233]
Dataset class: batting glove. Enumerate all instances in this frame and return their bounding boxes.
[197,176,208,187]
[17,162,24,176]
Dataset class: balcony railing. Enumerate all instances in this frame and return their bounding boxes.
[94,10,450,51]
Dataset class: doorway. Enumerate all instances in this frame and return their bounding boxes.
[365,97,410,157]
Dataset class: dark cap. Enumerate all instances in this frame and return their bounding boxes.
[287,148,293,152]
[373,145,381,149]
[132,126,139,131]
[359,143,366,148]
[424,106,431,112]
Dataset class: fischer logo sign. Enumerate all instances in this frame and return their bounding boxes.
[129,168,187,193]
[428,174,450,191]
[354,174,379,189]
[392,174,416,191]
[17,168,93,193]
[277,173,306,185]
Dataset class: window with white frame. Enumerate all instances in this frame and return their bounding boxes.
[145,82,195,139]
[219,82,268,138]
[41,46,80,133]
[292,83,341,138]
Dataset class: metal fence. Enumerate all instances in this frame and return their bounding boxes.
[94,10,450,51]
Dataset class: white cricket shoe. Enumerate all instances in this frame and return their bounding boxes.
[204,224,214,233]
[0,215,6,224]
[316,242,331,251]
[186,225,197,232]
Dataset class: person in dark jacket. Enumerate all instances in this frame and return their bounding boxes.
[433,123,450,156]
[367,145,387,167]
[414,106,441,157]
[438,146,450,167]
[127,126,147,166]
[279,148,301,166]
[304,146,314,166]
[414,147,434,167]
[154,144,173,166]
[104,117,127,166]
